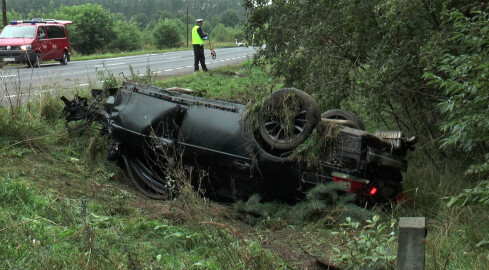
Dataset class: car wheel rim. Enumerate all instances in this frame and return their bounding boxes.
[261,101,307,144]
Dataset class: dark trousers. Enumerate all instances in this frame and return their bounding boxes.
[193,44,207,71]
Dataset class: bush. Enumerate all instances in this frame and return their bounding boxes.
[211,23,235,42]
[331,216,397,270]
[424,10,489,207]
[110,20,142,52]
[152,19,182,49]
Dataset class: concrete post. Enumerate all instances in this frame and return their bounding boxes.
[396,217,427,270]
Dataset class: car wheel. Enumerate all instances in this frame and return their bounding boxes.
[29,52,42,68]
[258,88,320,151]
[60,51,68,65]
[321,109,365,130]
[121,152,176,200]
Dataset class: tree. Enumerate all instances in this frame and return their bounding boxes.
[2,0,6,27]
[110,20,142,52]
[243,0,486,142]
[54,4,116,55]
[424,10,489,205]
[130,13,150,29]
[153,9,172,22]
[211,23,235,42]
[152,19,182,48]
[218,9,240,28]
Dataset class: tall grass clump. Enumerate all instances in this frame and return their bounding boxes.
[391,152,489,269]
[154,61,281,103]
[140,134,288,269]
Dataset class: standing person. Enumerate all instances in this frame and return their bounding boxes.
[192,19,209,72]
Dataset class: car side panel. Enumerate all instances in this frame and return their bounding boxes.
[108,88,251,170]
[178,106,251,167]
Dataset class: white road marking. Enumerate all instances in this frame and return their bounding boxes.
[94,63,125,68]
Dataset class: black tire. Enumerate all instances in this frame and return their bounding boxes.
[29,52,42,68]
[321,109,365,130]
[258,88,320,151]
[60,51,68,65]
[121,152,180,200]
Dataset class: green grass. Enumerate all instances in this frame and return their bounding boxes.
[155,62,281,104]
[1,62,488,269]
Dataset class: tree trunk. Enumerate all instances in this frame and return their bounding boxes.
[2,0,6,28]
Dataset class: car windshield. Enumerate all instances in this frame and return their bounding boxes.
[0,26,36,38]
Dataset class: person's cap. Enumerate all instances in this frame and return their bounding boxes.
[196,19,203,22]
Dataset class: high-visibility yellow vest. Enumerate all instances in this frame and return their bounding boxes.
[192,25,204,45]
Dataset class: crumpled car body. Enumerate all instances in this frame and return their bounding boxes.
[61,82,417,202]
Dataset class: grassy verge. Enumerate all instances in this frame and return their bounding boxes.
[1,62,488,269]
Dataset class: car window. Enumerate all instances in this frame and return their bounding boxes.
[38,26,45,38]
[46,26,65,38]
[0,26,36,38]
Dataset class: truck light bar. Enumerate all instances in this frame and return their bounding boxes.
[10,19,72,25]
[10,20,38,25]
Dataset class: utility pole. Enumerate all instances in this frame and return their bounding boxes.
[186,4,189,47]
[2,0,7,27]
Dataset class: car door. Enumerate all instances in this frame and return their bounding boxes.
[45,25,65,60]
[36,26,50,60]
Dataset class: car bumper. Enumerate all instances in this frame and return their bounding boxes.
[0,49,35,63]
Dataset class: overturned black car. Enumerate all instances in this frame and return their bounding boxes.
[61,82,417,203]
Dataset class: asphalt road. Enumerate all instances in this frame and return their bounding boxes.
[0,46,255,105]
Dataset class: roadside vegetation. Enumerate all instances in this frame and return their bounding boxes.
[3,1,247,56]
[1,61,488,269]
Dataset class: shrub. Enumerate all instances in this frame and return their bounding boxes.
[153,19,182,49]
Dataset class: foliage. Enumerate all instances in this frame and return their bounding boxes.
[0,174,280,269]
[5,0,245,21]
[2,1,246,53]
[96,65,120,89]
[244,0,487,143]
[289,121,339,168]
[423,10,489,207]
[52,4,116,54]
[153,18,182,48]
[446,180,489,207]
[234,182,372,227]
[217,9,242,28]
[130,12,150,29]
[211,23,241,42]
[109,20,142,52]
[154,62,280,103]
[331,216,397,270]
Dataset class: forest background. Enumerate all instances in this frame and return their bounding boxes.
[1,0,246,54]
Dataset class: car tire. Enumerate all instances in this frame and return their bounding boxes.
[321,109,365,130]
[60,51,68,65]
[29,52,42,68]
[258,88,320,151]
[121,152,175,200]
